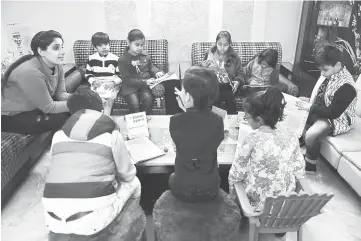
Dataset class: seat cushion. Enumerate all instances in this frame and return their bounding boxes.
[1,133,37,189]
[342,151,361,171]
[355,74,361,117]
[337,152,361,196]
[153,190,242,241]
[48,198,146,241]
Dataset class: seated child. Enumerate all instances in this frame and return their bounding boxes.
[296,45,357,174]
[229,87,304,210]
[85,32,122,116]
[118,29,164,115]
[42,87,141,236]
[243,48,288,93]
[169,66,224,202]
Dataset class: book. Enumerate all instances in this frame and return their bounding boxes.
[149,72,178,89]
[124,112,149,140]
[125,136,165,164]
[212,106,230,131]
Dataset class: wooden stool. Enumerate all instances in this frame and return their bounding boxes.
[153,189,242,241]
[48,198,146,241]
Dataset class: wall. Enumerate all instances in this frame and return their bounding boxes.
[1,0,302,72]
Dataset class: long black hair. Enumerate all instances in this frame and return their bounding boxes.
[2,30,63,96]
[243,87,286,129]
[209,31,238,67]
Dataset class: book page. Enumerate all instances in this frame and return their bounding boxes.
[149,72,178,89]
[278,93,309,138]
[125,137,165,164]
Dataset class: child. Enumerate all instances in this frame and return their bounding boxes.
[243,48,288,93]
[168,66,224,202]
[200,31,245,114]
[42,87,141,236]
[85,32,122,116]
[118,29,164,115]
[296,45,357,174]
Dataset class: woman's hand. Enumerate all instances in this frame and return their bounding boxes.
[296,100,311,112]
[200,60,213,68]
[155,72,164,79]
[232,81,240,93]
[299,96,310,103]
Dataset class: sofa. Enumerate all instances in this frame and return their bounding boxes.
[73,39,168,115]
[320,75,361,196]
[1,68,82,206]
[191,42,299,111]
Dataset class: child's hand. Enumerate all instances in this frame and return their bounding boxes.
[232,81,240,93]
[146,78,157,85]
[176,96,186,112]
[296,100,311,111]
[92,80,102,88]
[155,72,164,78]
[201,60,213,68]
[174,87,181,96]
[299,96,310,102]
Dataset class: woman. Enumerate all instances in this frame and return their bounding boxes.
[228,87,304,236]
[200,31,245,114]
[2,30,71,134]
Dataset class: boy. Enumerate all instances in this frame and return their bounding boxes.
[169,66,224,202]
[42,87,140,236]
[296,45,357,174]
[85,32,122,116]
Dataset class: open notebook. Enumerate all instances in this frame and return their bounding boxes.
[125,136,165,164]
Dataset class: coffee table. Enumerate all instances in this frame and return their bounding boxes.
[113,115,251,174]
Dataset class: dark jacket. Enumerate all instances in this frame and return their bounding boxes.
[169,108,224,201]
[118,47,160,96]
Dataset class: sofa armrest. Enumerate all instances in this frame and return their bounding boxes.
[279,74,299,96]
[65,69,83,93]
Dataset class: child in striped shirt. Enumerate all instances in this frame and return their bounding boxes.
[85,32,122,116]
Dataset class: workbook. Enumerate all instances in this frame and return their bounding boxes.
[149,72,178,89]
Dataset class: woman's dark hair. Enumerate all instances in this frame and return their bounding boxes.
[182,66,219,109]
[258,48,278,68]
[91,32,110,47]
[243,87,286,129]
[127,29,145,42]
[314,44,343,67]
[67,86,103,114]
[2,30,63,96]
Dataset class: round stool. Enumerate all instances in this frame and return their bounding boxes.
[153,189,242,241]
[48,198,146,241]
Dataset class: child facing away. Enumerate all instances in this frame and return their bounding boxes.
[168,66,224,202]
[85,32,122,116]
[296,45,357,174]
[118,29,164,115]
[229,87,305,213]
[42,87,141,236]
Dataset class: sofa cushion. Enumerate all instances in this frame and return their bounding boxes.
[73,40,168,73]
[1,133,36,189]
[322,117,361,154]
[342,151,361,171]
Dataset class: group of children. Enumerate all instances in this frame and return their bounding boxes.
[43,30,358,238]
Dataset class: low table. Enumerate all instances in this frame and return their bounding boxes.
[113,115,251,174]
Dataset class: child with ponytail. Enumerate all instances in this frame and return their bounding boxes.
[228,87,305,236]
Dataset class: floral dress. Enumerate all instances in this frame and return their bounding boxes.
[228,129,305,211]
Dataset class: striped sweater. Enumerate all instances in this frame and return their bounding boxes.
[42,109,136,234]
[85,52,122,85]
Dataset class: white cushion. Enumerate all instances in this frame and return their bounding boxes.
[322,118,361,153]
[338,153,361,196]
[342,151,361,171]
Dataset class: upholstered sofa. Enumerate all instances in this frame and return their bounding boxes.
[1,69,82,206]
[320,75,361,197]
[73,40,168,115]
[191,42,299,111]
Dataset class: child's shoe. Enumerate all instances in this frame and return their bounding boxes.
[305,160,317,174]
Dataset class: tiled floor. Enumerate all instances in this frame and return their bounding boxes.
[2,149,361,241]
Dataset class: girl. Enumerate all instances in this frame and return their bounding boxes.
[200,31,245,114]
[228,87,305,214]
[118,29,164,115]
[243,48,288,93]
[2,30,71,134]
